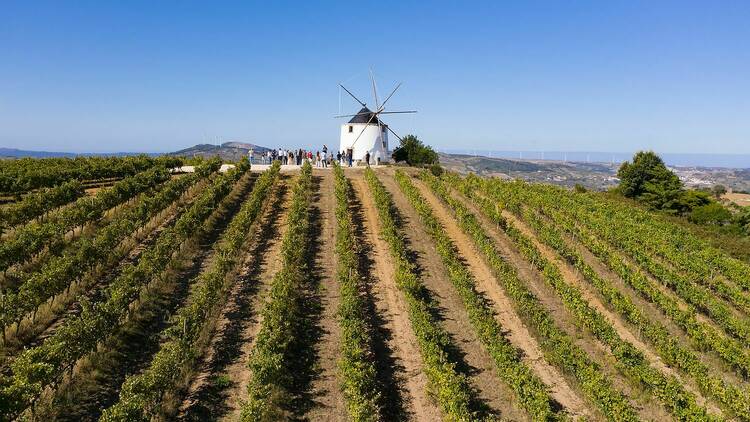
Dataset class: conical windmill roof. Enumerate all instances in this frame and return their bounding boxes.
[348,106,384,125]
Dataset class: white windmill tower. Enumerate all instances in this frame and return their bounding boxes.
[336,71,417,165]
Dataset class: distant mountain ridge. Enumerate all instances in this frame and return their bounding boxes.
[0,142,272,161]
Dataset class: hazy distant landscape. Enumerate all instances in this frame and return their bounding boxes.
[439,153,750,192]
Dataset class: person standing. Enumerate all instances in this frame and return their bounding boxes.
[365,150,371,167]
[348,149,353,167]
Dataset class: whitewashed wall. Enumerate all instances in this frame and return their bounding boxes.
[339,123,390,164]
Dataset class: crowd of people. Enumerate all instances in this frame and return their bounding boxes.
[257,145,372,168]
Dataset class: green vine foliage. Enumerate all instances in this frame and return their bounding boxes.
[455,174,750,420]
[0,167,173,273]
[435,173,714,421]
[332,163,382,421]
[0,162,249,419]
[362,168,475,422]
[0,180,84,233]
[240,161,314,421]
[395,170,562,421]
[416,172,638,421]
[100,161,280,421]
[0,165,216,333]
[0,155,182,195]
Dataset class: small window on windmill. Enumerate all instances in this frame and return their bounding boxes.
[348,126,353,133]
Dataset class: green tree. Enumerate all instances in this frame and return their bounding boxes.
[392,135,438,166]
[617,151,682,198]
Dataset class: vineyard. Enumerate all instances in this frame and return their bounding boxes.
[1,157,750,421]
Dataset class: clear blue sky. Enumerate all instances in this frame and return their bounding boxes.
[1,1,749,154]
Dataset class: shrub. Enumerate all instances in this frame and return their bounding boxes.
[428,163,444,177]
[689,202,732,225]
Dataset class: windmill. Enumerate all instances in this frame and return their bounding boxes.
[335,70,416,164]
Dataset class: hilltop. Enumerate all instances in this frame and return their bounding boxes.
[171,141,271,161]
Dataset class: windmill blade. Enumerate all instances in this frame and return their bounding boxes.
[352,112,377,146]
[379,82,401,110]
[369,68,380,110]
[379,110,418,115]
[386,125,403,143]
[334,109,390,118]
[339,84,366,107]
[351,113,377,148]
[333,111,372,118]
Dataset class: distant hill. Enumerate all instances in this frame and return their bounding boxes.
[1,142,273,162]
[171,142,271,161]
[0,147,78,158]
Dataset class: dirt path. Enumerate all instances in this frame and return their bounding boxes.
[410,177,592,420]
[502,210,724,417]
[304,170,347,421]
[375,170,522,420]
[178,177,290,421]
[350,174,442,421]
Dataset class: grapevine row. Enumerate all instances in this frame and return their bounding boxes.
[437,173,714,420]
[332,163,381,421]
[554,193,750,342]
[100,161,280,421]
[470,176,750,419]
[416,174,638,420]
[0,167,172,274]
[0,161,250,419]
[565,185,750,292]
[394,170,562,421]
[515,181,750,323]
[361,168,476,421]
[583,195,750,312]
[0,180,84,235]
[0,155,181,195]
[0,163,216,337]
[472,176,750,379]
[240,161,314,420]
